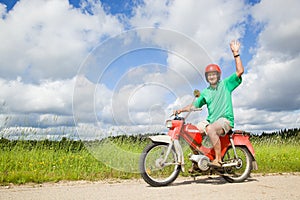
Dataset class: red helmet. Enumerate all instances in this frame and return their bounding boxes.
[205,64,221,82]
[205,64,221,73]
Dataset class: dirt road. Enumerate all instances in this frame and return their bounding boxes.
[1,174,300,200]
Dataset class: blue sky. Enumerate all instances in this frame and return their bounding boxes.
[0,0,299,140]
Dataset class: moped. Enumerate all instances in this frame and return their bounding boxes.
[139,90,258,187]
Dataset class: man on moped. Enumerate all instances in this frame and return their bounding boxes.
[175,40,244,168]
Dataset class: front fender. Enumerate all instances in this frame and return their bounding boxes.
[148,135,185,172]
[149,135,172,144]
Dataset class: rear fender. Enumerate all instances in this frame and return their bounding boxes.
[231,134,258,170]
[232,134,256,158]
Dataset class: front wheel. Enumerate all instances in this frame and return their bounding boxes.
[222,146,253,183]
[139,142,180,187]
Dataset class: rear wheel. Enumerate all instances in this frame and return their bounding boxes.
[222,146,252,183]
[139,143,180,187]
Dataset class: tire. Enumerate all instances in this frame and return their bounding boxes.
[222,146,253,183]
[139,142,181,187]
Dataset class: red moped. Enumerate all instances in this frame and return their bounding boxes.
[140,90,258,187]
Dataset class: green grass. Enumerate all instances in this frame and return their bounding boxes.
[0,137,146,185]
[254,144,300,173]
[251,135,300,173]
[0,130,299,185]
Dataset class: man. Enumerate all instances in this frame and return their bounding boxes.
[175,40,244,168]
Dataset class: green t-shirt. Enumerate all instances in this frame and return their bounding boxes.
[194,73,242,127]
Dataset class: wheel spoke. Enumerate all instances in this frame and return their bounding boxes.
[140,143,181,186]
[222,146,252,182]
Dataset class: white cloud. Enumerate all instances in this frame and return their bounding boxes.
[128,0,300,132]
[73,75,113,125]
[0,113,74,128]
[0,0,123,81]
[130,0,248,60]
[0,0,125,139]
[130,0,170,28]
[235,107,300,134]
[236,56,300,111]
[0,77,74,115]
[1,0,299,139]
[236,0,300,111]
[251,0,300,56]
[231,0,300,131]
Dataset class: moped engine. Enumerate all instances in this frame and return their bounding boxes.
[189,154,210,171]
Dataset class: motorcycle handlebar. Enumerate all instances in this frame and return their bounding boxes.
[170,108,202,117]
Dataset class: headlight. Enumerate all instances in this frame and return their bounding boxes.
[166,120,173,128]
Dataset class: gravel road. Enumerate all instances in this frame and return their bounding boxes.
[1,174,300,200]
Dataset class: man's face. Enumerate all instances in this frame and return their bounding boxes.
[207,72,218,85]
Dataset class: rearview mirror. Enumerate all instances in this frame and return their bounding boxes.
[193,89,200,97]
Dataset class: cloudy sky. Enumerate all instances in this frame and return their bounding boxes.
[0,0,299,140]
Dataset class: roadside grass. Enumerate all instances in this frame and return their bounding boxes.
[251,135,300,173]
[254,144,300,173]
[0,130,299,185]
[0,137,145,185]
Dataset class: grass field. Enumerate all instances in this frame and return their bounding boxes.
[251,132,300,173]
[0,129,299,185]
